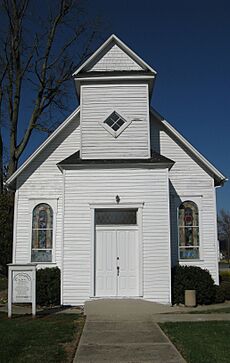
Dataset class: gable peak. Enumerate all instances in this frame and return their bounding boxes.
[73,34,157,76]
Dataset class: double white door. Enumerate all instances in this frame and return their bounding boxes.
[95,227,139,297]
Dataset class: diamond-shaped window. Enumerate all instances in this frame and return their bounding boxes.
[104,111,125,131]
[100,111,132,138]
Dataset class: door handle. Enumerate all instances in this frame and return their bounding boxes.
[117,266,120,276]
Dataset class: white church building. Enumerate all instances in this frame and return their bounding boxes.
[6,35,226,305]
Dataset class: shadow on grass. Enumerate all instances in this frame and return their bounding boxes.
[0,310,85,363]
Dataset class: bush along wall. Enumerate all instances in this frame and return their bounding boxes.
[219,270,230,283]
[214,284,225,303]
[36,267,60,306]
[220,281,230,301]
[219,271,230,301]
[172,265,216,305]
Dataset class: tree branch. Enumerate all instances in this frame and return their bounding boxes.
[0,0,101,178]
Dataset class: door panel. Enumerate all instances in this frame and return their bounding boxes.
[117,230,138,296]
[95,227,139,297]
[95,230,117,296]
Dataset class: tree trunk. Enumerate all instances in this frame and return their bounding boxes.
[8,128,18,178]
[7,157,18,180]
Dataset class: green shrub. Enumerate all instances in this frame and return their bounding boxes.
[36,267,60,306]
[214,284,225,303]
[219,271,230,282]
[220,281,230,301]
[172,265,216,305]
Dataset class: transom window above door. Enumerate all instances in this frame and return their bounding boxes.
[100,111,132,138]
[95,208,137,225]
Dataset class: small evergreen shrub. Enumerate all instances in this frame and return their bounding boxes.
[172,265,216,305]
[36,267,60,306]
[214,284,225,303]
[220,281,230,301]
[219,271,230,283]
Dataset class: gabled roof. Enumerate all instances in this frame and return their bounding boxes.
[150,108,227,186]
[5,107,80,187]
[57,150,174,168]
[73,34,157,76]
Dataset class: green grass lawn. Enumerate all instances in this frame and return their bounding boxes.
[160,321,230,363]
[0,312,85,363]
[189,307,230,314]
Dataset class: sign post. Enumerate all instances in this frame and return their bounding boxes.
[8,264,37,318]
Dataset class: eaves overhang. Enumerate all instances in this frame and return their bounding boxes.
[74,71,156,100]
[57,150,175,171]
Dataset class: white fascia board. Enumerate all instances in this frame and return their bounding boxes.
[73,34,114,76]
[75,75,155,81]
[150,107,227,185]
[110,35,157,74]
[58,163,173,170]
[72,34,157,76]
[6,107,80,186]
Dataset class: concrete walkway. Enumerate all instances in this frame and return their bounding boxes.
[2,299,230,362]
[74,300,186,363]
[1,299,230,362]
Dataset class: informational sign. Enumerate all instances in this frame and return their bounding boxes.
[8,264,36,318]
[13,272,33,303]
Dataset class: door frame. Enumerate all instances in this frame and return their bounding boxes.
[89,202,144,298]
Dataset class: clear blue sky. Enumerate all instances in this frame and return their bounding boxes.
[21,0,230,211]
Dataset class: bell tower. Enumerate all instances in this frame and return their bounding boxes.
[73,35,157,159]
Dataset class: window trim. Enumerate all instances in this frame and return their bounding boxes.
[95,208,138,226]
[29,198,58,264]
[99,110,132,138]
[177,196,203,262]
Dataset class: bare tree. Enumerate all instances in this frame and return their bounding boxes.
[218,209,230,264]
[0,0,101,185]
[0,54,7,192]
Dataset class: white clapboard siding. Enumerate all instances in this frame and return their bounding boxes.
[14,114,80,268]
[81,84,150,159]
[87,44,143,72]
[63,167,171,305]
[151,114,219,283]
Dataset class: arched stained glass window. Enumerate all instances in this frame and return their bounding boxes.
[178,201,199,260]
[31,203,53,262]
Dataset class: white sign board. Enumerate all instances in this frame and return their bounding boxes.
[8,264,37,318]
[13,271,33,303]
